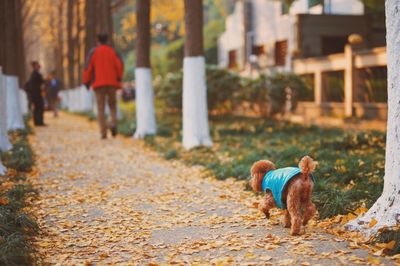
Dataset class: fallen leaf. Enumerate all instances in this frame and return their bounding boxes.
[369,218,378,228]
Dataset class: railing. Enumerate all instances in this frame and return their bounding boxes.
[293,45,387,118]
[0,67,29,175]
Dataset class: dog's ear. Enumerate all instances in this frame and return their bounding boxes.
[250,160,276,192]
[299,156,317,175]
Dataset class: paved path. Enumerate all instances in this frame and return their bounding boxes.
[31,113,391,265]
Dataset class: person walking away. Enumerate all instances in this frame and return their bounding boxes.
[83,33,124,139]
[45,70,63,117]
[28,61,45,126]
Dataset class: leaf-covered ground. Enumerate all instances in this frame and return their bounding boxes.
[31,113,395,265]
[116,102,386,219]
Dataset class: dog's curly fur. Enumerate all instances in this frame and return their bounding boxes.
[249,156,317,235]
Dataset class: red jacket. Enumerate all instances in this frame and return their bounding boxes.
[83,45,124,89]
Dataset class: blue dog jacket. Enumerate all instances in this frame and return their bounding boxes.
[261,167,314,209]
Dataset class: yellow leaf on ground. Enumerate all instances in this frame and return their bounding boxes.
[367,256,381,264]
[385,240,396,250]
[278,259,294,265]
[369,218,378,228]
[0,197,9,205]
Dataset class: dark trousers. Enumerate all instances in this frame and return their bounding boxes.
[94,87,117,137]
[32,97,44,125]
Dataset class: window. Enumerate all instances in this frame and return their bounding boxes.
[252,45,264,56]
[308,0,324,8]
[281,2,290,15]
[228,50,237,69]
[275,40,288,66]
[321,36,348,55]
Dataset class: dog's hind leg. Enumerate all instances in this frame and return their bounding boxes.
[259,191,275,219]
[287,192,302,235]
[284,210,291,228]
[303,202,316,225]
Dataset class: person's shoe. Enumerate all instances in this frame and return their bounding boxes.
[101,134,107,140]
[36,123,47,127]
[110,126,117,138]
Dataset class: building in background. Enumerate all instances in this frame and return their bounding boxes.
[218,0,385,73]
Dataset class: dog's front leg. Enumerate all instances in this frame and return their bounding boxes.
[259,191,275,219]
[284,210,291,228]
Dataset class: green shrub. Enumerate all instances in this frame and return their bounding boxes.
[206,66,243,112]
[156,65,243,112]
[2,137,34,173]
[156,69,310,117]
[156,70,183,110]
[267,72,310,114]
[0,116,39,265]
[0,184,38,266]
[240,75,271,116]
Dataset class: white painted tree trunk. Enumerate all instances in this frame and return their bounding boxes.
[6,75,25,130]
[0,160,6,175]
[182,56,212,149]
[0,71,12,152]
[19,89,29,115]
[346,0,400,235]
[0,69,11,175]
[134,68,157,138]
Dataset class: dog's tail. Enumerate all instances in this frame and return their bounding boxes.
[298,156,316,175]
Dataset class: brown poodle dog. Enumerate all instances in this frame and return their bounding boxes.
[249,156,317,235]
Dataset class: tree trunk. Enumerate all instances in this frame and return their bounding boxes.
[0,0,21,78]
[6,76,24,130]
[346,0,400,235]
[56,0,65,83]
[14,0,26,82]
[85,0,97,54]
[67,0,75,88]
[182,0,212,149]
[134,0,156,138]
[97,0,113,45]
[0,68,12,153]
[0,68,10,175]
[75,0,82,84]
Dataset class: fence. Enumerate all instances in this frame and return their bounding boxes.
[293,45,387,119]
[0,67,29,175]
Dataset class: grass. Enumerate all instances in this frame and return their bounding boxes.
[0,119,39,265]
[78,102,386,219]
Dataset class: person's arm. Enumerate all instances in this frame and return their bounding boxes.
[83,48,96,89]
[114,50,124,82]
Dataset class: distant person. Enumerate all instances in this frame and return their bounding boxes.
[83,33,124,139]
[28,61,45,126]
[45,70,63,117]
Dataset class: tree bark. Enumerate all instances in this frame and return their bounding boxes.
[182,0,212,149]
[136,0,151,68]
[346,0,400,235]
[0,68,12,153]
[67,0,75,87]
[14,0,26,82]
[85,0,97,54]
[56,0,65,83]
[184,0,204,57]
[75,0,82,84]
[134,0,156,138]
